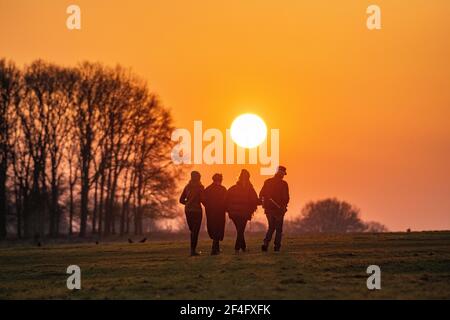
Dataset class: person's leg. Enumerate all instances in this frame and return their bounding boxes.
[212,239,220,255]
[211,239,217,255]
[236,218,245,251]
[206,212,214,241]
[185,211,193,231]
[241,218,248,251]
[274,216,284,251]
[218,213,226,242]
[262,214,276,251]
[234,217,247,252]
[216,239,220,252]
[185,211,195,254]
[190,211,202,255]
[207,213,217,255]
[231,216,240,251]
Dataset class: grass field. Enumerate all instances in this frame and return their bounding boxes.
[0,232,449,299]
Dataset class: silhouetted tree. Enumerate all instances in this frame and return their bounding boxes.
[295,198,367,233]
[365,221,388,233]
[72,62,109,237]
[66,135,79,235]
[17,61,53,237]
[0,58,181,239]
[0,59,21,240]
[135,103,178,234]
[24,62,75,236]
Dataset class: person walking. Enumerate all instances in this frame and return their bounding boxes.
[202,173,227,255]
[226,169,259,253]
[260,166,290,252]
[179,171,204,256]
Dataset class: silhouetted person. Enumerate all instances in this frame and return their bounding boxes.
[180,171,204,256]
[202,173,227,255]
[226,169,259,253]
[260,166,290,252]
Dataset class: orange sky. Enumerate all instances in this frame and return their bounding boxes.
[1,0,449,230]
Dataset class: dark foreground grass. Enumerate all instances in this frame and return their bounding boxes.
[0,232,449,299]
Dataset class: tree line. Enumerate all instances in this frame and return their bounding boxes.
[287,198,388,233]
[0,59,180,239]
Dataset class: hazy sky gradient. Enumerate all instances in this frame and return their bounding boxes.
[1,0,449,230]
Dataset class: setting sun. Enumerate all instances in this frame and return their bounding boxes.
[230,113,267,149]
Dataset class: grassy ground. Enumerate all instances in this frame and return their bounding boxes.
[0,232,449,299]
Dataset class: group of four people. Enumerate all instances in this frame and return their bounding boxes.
[179,166,290,256]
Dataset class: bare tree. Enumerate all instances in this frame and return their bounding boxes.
[101,67,137,236]
[17,60,58,237]
[129,96,178,235]
[0,59,21,239]
[1,58,181,239]
[66,136,79,235]
[72,62,110,237]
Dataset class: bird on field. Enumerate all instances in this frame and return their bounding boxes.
[139,238,147,243]
[128,238,134,244]
[34,233,41,247]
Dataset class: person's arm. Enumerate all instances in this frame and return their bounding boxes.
[200,187,206,206]
[224,189,230,212]
[199,186,205,208]
[283,182,290,207]
[179,186,187,205]
[251,186,260,210]
[259,181,267,205]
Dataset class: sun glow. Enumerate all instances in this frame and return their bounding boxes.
[230,113,267,149]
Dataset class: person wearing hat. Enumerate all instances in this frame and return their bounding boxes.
[201,173,228,255]
[179,171,205,256]
[225,169,260,253]
[259,166,290,252]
